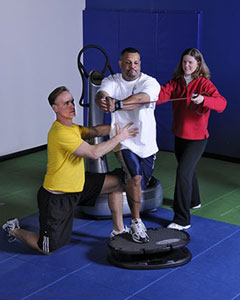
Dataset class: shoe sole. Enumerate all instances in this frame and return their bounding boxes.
[191,204,201,209]
[167,223,191,230]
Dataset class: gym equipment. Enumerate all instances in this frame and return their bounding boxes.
[108,228,192,269]
[77,45,163,218]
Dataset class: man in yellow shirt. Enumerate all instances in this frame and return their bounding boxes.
[2,86,138,253]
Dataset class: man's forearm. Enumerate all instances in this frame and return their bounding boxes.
[120,92,150,110]
[85,124,110,139]
[93,124,110,137]
[74,122,138,159]
[89,135,121,159]
[96,91,151,112]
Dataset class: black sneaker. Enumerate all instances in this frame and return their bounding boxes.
[2,218,20,242]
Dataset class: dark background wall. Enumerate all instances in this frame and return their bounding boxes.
[84,0,240,159]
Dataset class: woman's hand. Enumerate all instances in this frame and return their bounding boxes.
[191,93,204,104]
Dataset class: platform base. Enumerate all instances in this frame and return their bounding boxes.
[107,228,192,269]
[108,247,192,270]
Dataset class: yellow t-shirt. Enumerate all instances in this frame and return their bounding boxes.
[43,121,89,193]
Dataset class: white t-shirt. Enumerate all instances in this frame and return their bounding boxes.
[98,73,161,158]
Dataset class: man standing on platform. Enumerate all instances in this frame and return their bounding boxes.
[96,47,160,243]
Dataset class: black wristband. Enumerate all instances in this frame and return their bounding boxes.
[114,100,123,111]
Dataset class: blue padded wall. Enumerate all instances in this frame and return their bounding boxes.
[85,1,240,160]
[83,9,200,151]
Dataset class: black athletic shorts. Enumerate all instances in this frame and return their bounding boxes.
[37,172,105,253]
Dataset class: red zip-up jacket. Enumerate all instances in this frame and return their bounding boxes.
[157,76,227,140]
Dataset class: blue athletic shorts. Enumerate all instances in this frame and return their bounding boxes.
[115,149,156,190]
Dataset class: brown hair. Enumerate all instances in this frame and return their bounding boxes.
[173,48,210,79]
[48,86,69,106]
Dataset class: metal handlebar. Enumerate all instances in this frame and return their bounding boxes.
[77,45,114,107]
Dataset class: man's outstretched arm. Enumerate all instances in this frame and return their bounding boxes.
[74,122,139,160]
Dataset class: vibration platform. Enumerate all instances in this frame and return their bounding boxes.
[108,228,192,269]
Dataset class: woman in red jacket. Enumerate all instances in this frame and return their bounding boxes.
[157,48,227,230]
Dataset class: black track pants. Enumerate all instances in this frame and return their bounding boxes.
[173,136,208,226]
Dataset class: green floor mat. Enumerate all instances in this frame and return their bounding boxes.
[0,150,239,226]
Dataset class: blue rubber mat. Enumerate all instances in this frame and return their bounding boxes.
[0,208,240,300]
